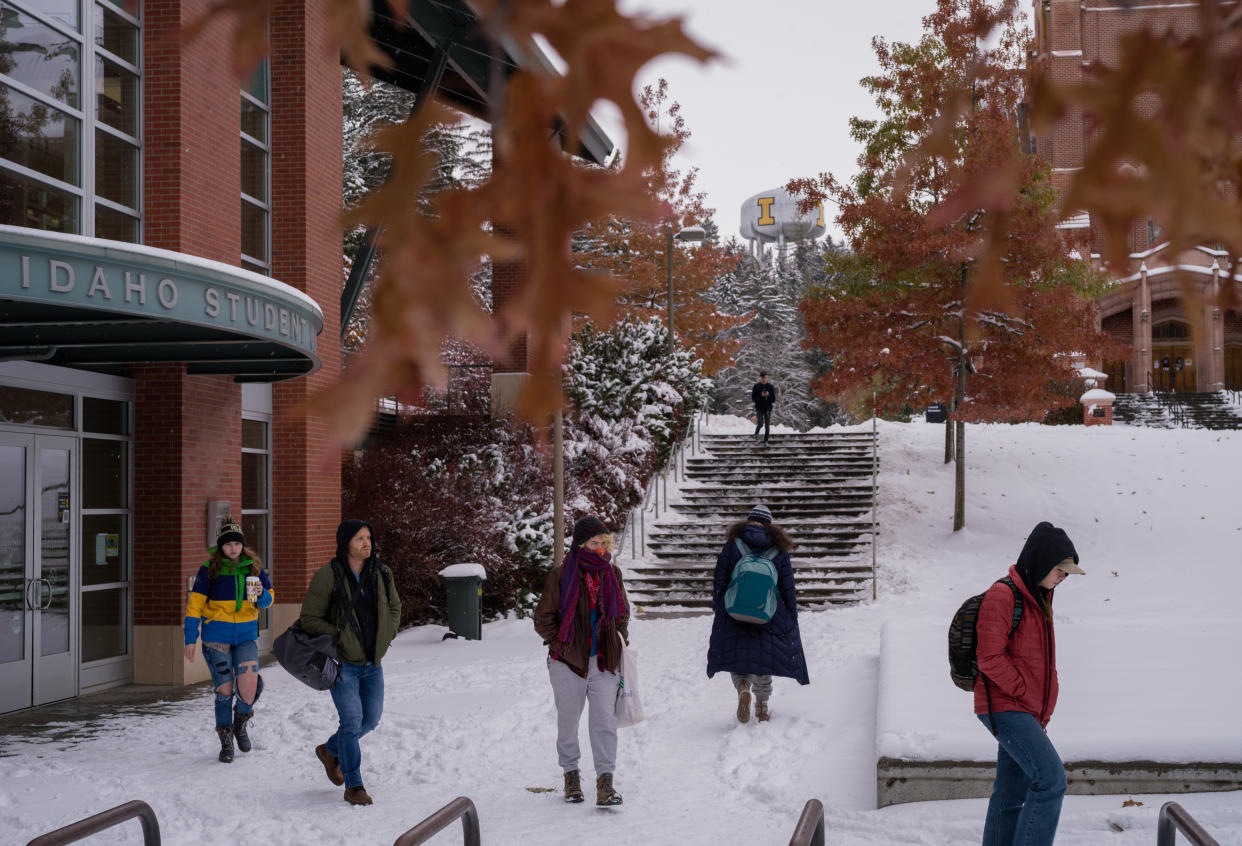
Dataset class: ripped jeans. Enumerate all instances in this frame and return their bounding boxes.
[203,639,260,728]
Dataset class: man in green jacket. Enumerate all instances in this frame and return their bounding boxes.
[301,519,401,806]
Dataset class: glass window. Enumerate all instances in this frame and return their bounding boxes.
[0,83,80,183]
[94,3,137,64]
[241,418,266,449]
[0,166,78,231]
[242,452,266,511]
[94,203,136,241]
[0,444,26,663]
[94,55,136,136]
[80,587,126,661]
[94,129,137,206]
[241,198,267,264]
[82,396,127,435]
[0,384,74,427]
[81,513,125,585]
[82,438,125,508]
[241,138,266,202]
[240,98,266,144]
[34,0,79,30]
[0,2,81,108]
[244,62,267,105]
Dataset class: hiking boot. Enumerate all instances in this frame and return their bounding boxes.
[563,769,584,803]
[343,786,373,806]
[596,773,622,806]
[232,710,253,753]
[316,744,345,786]
[216,726,234,763]
[756,700,770,722]
[736,688,751,723]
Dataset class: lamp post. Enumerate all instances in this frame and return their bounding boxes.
[666,224,707,354]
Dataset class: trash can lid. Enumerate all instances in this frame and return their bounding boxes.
[438,562,488,581]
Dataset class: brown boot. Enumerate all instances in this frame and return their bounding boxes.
[344,785,373,806]
[596,773,622,806]
[736,688,751,723]
[563,769,584,803]
[316,744,344,786]
[756,700,770,722]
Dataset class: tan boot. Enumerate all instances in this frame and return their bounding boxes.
[343,785,373,805]
[596,773,623,806]
[563,769,584,803]
[756,700,770,722]
[736,688,751,723]
[316,744,344,786]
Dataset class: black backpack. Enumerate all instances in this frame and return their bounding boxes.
[948,576,1023,692]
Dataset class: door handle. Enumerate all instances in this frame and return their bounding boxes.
[39,578,54,610]
[25,578,38,610]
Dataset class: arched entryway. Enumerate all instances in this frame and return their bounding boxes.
[1152,320,1195,392]
[1226,344,1242,390]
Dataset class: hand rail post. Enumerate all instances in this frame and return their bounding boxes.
[392,796,482,846]
[26,800,161,846]
[1156,801,1222,846]
[871,402,878,601]
[788,798,825,846]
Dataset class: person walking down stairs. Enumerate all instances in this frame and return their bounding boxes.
[751,372,776,445]
[706,505,809,723]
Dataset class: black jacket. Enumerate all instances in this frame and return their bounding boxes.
[706,522,809,685]
[752,381,776,411]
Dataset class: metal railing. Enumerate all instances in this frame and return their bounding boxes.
[26,800,161,846]
[625,410,702,559]
[1156,801,1220,846]
[788,799,825,846]
[392,796,481,846]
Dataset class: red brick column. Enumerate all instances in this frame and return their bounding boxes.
[269,0,343,619]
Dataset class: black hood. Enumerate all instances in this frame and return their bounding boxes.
[1014,521,1078,598]
[336,519,374,564]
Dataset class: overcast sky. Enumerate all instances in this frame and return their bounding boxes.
[608,0,941,243]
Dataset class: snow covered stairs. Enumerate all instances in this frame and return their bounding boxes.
[626,431,877,613]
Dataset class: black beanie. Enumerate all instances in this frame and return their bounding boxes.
[570,515,609,549]
[336,518,374,563]
[1014,521,1078,597]
[216,516,244,548]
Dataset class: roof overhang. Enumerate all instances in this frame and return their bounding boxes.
[365,0,616,166]
[0,226,323,382]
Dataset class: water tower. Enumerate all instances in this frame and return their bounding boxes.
[739,188,826,262]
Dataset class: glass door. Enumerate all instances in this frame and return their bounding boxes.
[0,433,77,713]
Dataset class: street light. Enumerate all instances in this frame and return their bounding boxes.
[667,224,707,354]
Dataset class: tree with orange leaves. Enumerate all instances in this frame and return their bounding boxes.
[573,80,742,375]
[791,0,1123,530]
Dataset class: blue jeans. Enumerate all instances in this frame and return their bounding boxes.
[203,640,259,728]
[978,712,1067,846]
[754,408,771,441]
[327,661,385,789]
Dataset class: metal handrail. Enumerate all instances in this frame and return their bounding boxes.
[26,800,161,846]
[1156,801,1221,846]
[788,798,826,846]
[392,796,481,846]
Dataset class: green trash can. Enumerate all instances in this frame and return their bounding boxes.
[439,563,486,640]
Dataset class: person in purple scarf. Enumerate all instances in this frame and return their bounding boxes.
[534,515,630,807]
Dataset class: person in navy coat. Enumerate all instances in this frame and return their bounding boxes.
[706,504,809,722]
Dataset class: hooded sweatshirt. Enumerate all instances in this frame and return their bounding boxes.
[974,522,1079,726]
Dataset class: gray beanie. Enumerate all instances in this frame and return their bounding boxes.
[747,504,773,524]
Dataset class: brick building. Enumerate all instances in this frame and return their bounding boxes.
[0,0,612,715]
[1032,0,1242,392]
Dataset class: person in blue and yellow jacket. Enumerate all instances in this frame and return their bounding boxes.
[184,517,274,763]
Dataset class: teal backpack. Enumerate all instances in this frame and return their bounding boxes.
[724,538,780,624]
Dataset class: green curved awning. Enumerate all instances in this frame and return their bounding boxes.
[0,226,323,382]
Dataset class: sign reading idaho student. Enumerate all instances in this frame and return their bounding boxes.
[0,225,322,357]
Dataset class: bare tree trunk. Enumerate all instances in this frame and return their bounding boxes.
[944,401,954,464]
[953,263,968,531]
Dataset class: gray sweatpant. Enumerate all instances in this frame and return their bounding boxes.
[731,672,773,702]
[548,657,618,776]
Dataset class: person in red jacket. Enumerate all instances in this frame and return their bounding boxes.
[975,521,1084,846]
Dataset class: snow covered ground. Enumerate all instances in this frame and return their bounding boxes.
[3,416,1242,845]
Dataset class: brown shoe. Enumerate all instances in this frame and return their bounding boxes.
[344,786,373,806]
[756,700,770,722]
[596,773,622,806]
[563,769,584,803]
[316,744,344,786]
[736,688,751,723]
